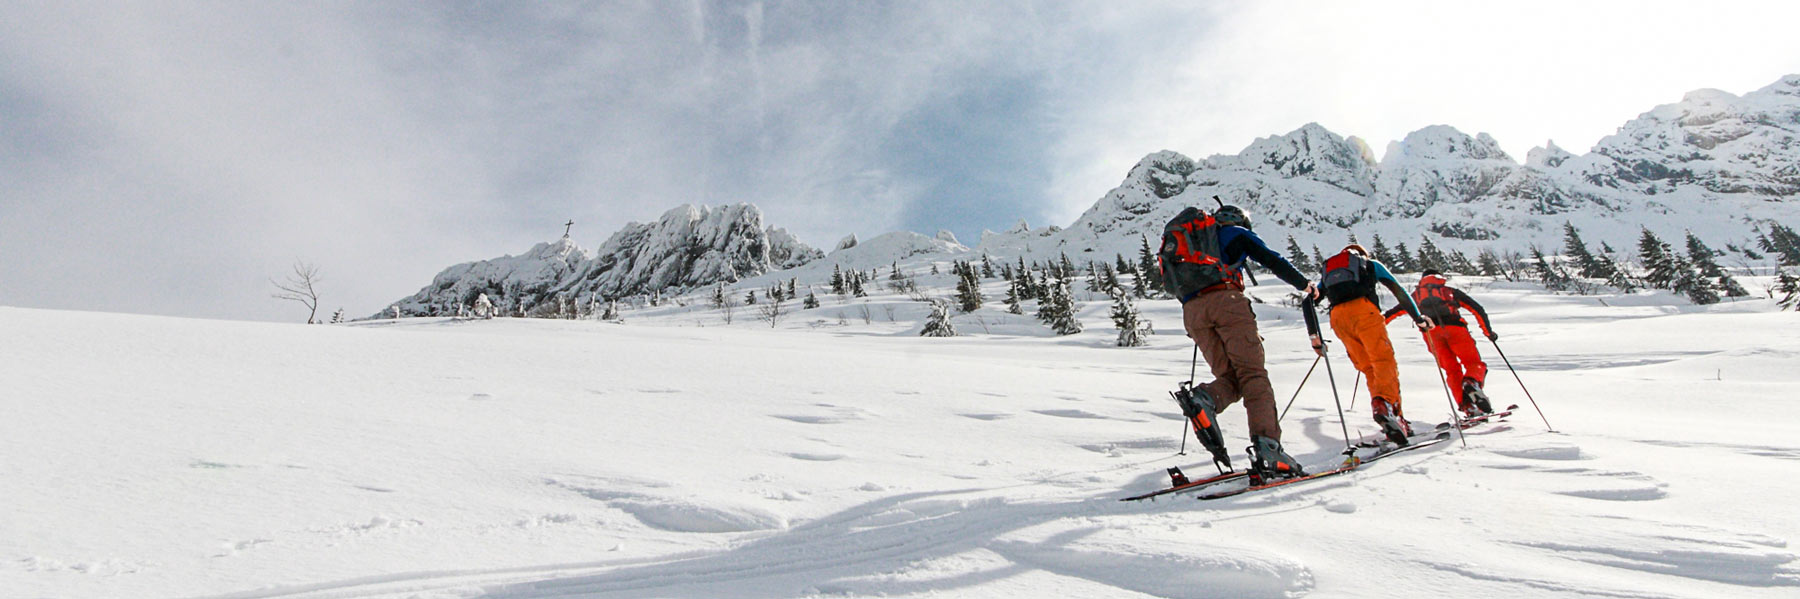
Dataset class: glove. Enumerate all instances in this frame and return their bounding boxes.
[1309,334,1327,357]
[1416,318,1434,333]
[1303,283,1321,302]
[1486,331,1499,341]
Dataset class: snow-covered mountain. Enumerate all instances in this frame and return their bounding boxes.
[390,76,1798,312]
[979,74,1800,265]
[382,204,822,317]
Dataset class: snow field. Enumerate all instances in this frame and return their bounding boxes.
[2,275,1798,598]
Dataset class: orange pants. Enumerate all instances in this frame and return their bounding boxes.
[1329,298,1402,409]
[1425,325,1487,401]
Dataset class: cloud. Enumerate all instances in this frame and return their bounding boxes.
[2,1,1798,320]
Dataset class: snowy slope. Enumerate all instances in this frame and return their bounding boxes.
[5,271,1799,598]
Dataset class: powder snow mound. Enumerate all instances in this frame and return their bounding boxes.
[826,231,969,269]
[382,203,820,317]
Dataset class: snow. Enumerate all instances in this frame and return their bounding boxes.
[5,269,1799,598]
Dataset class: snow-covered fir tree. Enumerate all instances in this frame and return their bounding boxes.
[1685,232,1749,298]
[919,300,956,337]
[1638,229,1683,290]
[803,290,819,309]
[473,293,495,319]
[954,261,983,312]
[1036,276,1082,335]
[830,265,846,295]
[1109,289,1148,347]
[1775,268,1800,311]
[1561,222,1604,279]
[1004,280,1024,315]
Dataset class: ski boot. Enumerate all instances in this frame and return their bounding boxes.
[1173,382,1232,472]
[1462,380,1493,415]
[1248,435,1306,482]
[1371,397,1413,446]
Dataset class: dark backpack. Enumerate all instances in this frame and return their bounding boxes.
[1320,251,1376,304]
[1157,207,1233,299]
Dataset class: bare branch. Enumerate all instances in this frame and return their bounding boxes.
[270,261,322,323]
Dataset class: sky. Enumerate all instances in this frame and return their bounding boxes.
[4,1,1799,322]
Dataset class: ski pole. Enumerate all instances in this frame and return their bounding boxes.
[1346,371,1362,412]
[1278,354,1322,422]
[1176,343,1199,455]
[1491,339,1555,432]
[1304,299,1354,454]
[1178,419,1189,456]
[1423,329,1468,447]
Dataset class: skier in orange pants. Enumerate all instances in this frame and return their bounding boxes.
[1313,245,1430,445]
[1386,270,1499,416]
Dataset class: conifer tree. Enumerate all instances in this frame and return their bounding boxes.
[1393,242,1417,273]
[1561,222,1603,278]
[954,261,983,312]
[1530,247,1571,292]
[1130,260,1150,298]
[1769,223,1800,266]
[1638,229,1682,289]
[803,290,820,309]
[1086,262,1102,292]
[851,273,867,298]
[1115,253,1134,277]
[1100,262,1120,292]
[1415,235,1448,273]
[830,265,845,295]
[1285,235,1314,274]
[1138,234,1158,284]
[601,299,619,320]
[1110,289,1148,347]
[1004,279,1024,314]
[919,300,956,337]
[931,263,939,275]
[1685,231,1748,298]
[1036,275,1082,335]
[1449,250,1478,275]
[1476,249,1504,278]
[1775,268,1800,311]
[745,290,757,305]
[1372,234,1397,265]
[1311,246,1327,271]
[981,254,995,279]
[1058,253,1077,279]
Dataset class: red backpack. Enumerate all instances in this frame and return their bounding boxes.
[1156,207,1233,298]
[1320,250,1376,304]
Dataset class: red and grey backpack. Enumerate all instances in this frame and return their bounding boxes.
[1320,248,1376,305]
[1157,207,1235,299]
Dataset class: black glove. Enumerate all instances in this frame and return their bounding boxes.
[1486,331,1499,341]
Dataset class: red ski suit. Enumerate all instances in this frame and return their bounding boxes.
[1385,277,1494,404]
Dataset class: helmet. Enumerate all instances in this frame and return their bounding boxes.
[1214,205,1252,229]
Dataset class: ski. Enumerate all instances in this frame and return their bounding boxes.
[1196,430,1454,501]
[1120,466,1247,501]
[1455,404,1520,428]
[1193,457,1361,500]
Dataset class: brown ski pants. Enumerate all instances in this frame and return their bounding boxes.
[1181,288,1281,440]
